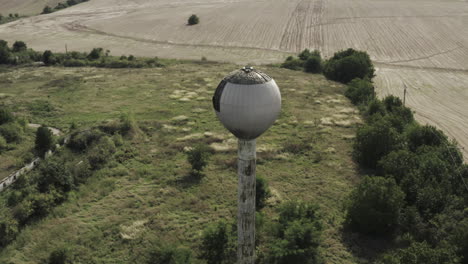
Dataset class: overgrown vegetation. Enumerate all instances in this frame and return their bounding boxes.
[42,0,90,15]
[0,106,26,150]
[281,49,322,73]
[0,40,163,68]
[343,55,467,262]
[0,13,24,25]
[0,118,136,248]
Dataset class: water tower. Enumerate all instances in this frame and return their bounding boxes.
[212,66,281,264]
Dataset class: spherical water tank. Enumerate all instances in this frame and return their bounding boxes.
[212,67,281,140]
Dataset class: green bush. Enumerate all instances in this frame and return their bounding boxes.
[256,176,271,210]
[281,56,304,71]
[186,144,211,176]
[377,242,458,264]
[0,106,14,125]
[0,135,7,152]
[188,14,199,25]
[269,201,323,264]
[378,150,419,183]
[37,157,74,193]
[42,6,53,14]
[148,244,192,264]
[0,45,11,64]
[87,48,103,60]
[304,56,322,73]
[346,176,405,236]
[406,124,448,152]
[354,117,402,169]
[0,208,19,247]
[87,136,116,169]
[0,122,23,143]
[67,129,104,151]
[323,48,374,83]
[345,78,375,105]
[35,126,54,156]
[43,50,55,65]
[63,59,86,67]
[12,41,27,52]
[49,247,71,264]
[199,221,235,264]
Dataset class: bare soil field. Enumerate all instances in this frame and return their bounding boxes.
[0,0,467,160]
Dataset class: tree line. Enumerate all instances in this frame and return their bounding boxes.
[0,40,163,68]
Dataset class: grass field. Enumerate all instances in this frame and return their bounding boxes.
[0,63,370,263]
[0,0,466,162]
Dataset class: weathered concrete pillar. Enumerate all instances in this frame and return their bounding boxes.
[237,139,256,264]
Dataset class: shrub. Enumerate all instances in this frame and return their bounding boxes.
[42,6,53,14]
[0,122,23,143]
[377,242,458,264]
[199,221,235,264]
[323,48,374,83]
[0,45,11,64]
[354,117,403,169]
[378,149,418,183]
[0,135,7,152]
[37,157,73,193]
[148,244,192,264]
[281,56,304,71]
[87,48,103,60]
[304,55,322,73]
[87,136,116,169]
[406,124,447,152]
[35,126,54,156]
[345,78,375,105]
[186,144,211,176]
[67,129,104,151]
[269,201,323,264]
[188,14,199,25]
[0,106,14,125]
[63,59,86,67]
[12,41,27,52]
[346,176,405,236]
[0,208,19,247]
[256,176,271,210]
[49,247,71,264]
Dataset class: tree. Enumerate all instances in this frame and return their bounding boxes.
[0,45,11,64]
[304,55,322,73]
[186,144,211,176]
[87,136,116,169]
[12,41,27,52]
[199,221,234,264]
[42,50,54,65]
[87,47,103,60]
[323,48,375,83]
[256,176,271,210]
[345,78,375,105]
[35,126,54,156]
[345,176,405,236]
[354,117,402,169]
[14,13,19,18]
[188,14,199,25]
[42,6,53,14]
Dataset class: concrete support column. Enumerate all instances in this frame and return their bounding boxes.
[237,139,256,264]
